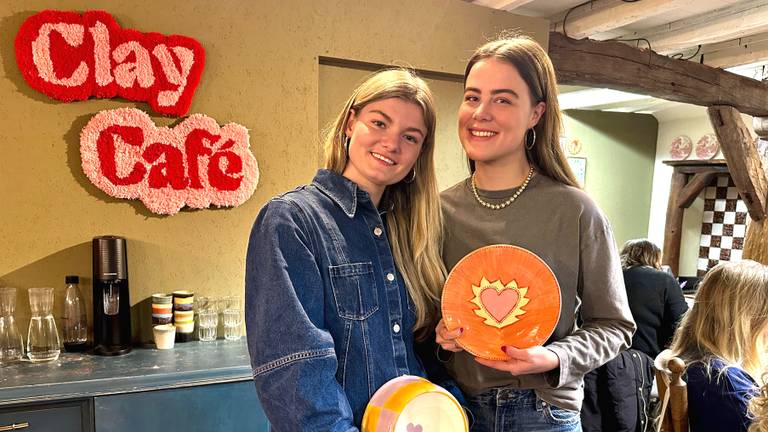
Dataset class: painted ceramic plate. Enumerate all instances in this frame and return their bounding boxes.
[441,244,561,361]
[669,135,692,160]
[362,375,468,432]
[695,133,719,159]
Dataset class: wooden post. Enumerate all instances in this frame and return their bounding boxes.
[707,106,768,221]
[668,358,688,432]
[663,171,687,275]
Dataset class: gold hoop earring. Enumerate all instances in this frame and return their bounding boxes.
[525,128,536,151]
[344,136,351,155]
[404,167,416,184]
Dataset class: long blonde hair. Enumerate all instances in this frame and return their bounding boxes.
[620,239,663,270]
[324,69,446,337]
[464,34,579,187]
[670,260,768,381]
[750,377,768,432]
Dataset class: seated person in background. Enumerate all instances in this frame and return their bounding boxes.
[750,377,768,432]
[621,239,688,359]
[582,239,687,431]
[669,260,768,432]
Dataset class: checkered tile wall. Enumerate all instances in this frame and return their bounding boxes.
[697,176,749,276]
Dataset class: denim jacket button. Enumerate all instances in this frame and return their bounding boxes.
[386,273,395,282]
[373,227,383,237]
[393,323,401,333]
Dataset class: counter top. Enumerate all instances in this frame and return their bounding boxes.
[0,340,253,406]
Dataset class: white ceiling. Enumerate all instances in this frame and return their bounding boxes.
[467,0,768,119]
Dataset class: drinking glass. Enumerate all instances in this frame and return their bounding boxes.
[27,287,60,362]
[0,287,24,364]
[223,308,242,341]
[198,310,218,342]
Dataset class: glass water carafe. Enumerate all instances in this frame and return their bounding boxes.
[0,287,24,364]
[27,287,60,362]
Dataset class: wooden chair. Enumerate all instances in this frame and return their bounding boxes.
[654,349,688,432]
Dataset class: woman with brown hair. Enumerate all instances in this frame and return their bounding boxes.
[581,239,688,431]
[245,68,446,431]
[620,239,688,359]
[434,34,635,431]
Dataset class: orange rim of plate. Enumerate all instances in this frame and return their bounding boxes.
[441,244,561,360]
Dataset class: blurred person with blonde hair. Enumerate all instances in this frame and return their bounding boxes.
[669,260,768,432]
[750,378,768,432]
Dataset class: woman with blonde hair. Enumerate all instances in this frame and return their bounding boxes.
[435,34,635,431]
[245,68,446,431]
[669,260,768,432]
[750,379,768,432]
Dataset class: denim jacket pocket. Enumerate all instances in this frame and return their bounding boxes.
[329,262,379,320]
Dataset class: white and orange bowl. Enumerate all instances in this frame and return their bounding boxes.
[362,375,468,432]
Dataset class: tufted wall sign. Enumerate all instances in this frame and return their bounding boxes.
[80,108,259,215]
[15,10,205,116]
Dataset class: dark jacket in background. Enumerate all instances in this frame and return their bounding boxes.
[581,349,654,432]
[623,266,688,358]
[581,266,688,431]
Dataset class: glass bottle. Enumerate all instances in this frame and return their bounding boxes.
[27,287,60,362]
[62,275,87,352]
[0,287,24,364]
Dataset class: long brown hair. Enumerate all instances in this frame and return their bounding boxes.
[620,239,662,270]
[324,69,446,337]
[670,260,768,381]
[465,33,579,187]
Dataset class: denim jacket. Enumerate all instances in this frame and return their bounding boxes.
[245,169,425,431]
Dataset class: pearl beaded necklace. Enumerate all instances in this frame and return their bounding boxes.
[471,167,534,210]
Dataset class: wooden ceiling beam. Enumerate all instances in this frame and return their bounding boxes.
[640,0,768,54]
[471,0,536,11]
[702,39,768,69]
[549,32,768,117]
[551,0,699,40]
[708,105,768,221]
[677,172,718,209]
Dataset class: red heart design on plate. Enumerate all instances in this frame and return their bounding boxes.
[407,423,423,432]
[480,288,519,322]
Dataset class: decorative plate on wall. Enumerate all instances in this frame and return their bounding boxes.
[695,133,720,159]
[441,245,561,360]
[669,135,693,160]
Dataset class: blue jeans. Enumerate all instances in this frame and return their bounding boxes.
[467,388,582,432]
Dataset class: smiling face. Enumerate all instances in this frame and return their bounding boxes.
[343,97,426,201]
[458,58,545,169]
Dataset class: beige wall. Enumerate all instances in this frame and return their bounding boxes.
[562,110,659,247]
[0,0,546,340]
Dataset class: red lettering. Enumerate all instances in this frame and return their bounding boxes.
[96,125,146,185]
[208,140,244,191]
[143,143,187,190]
[15,10,204,116]
[184,129,215,189]
[81,109,257,215]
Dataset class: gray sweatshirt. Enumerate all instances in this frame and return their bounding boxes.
[441,172,635,411]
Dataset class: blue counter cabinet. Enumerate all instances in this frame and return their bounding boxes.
[0,340,269,431]
[94,381,267,431]
[0,398,93,432]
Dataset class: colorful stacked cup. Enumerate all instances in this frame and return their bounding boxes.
[151,294,173,325]
[172,290,194,342]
